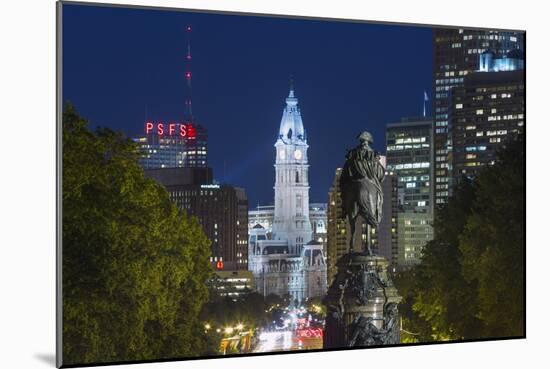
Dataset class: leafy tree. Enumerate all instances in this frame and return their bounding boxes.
[459,139,525,337]
[393,270,433,343]
[62,104,215,364]
[409,178,483,341]
[200,292,268,332]
[396,139,524,342]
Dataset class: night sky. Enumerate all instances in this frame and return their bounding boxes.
[62,3,433,207]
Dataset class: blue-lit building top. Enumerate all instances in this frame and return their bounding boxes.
[432,29,524,205]
[479,49,525,72]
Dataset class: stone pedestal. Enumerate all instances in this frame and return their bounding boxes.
[323,252,401,348]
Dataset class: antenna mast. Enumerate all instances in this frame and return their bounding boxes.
[184,25,193,122]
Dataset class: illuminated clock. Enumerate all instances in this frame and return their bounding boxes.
[294,149,302,160]
[279,150,286,160]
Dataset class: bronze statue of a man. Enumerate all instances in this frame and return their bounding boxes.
[340,131,385,255]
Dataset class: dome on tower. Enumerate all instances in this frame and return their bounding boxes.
[278,84,306,144]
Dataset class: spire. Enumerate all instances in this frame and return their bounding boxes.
[285,76,298,107]
[184,25,193,122]
[278,78,305,144]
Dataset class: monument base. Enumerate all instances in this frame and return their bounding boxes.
[323,252,402,348]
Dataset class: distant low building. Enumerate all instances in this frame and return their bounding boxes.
[249,225,326,301]
[248,203,327,250]
[210,270,255,299]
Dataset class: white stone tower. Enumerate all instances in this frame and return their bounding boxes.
[272,82,313,255]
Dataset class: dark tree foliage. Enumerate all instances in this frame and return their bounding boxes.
[200,292,268,331]
[62,104,215,364]
[459,139,525,337]
[265,293,286,308]
[395,139,525,342]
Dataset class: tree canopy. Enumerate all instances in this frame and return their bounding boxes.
[62,104,215,364]
[395,139,525,342]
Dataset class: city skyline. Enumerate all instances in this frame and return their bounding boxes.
[58,3,526,365]
[62,4,433,206]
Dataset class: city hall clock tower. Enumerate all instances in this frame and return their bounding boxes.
[272,83,312,254]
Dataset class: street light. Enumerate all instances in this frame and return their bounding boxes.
[236,323,244,331]
[224,327,234,335]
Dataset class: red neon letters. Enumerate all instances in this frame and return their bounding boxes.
[145,122,197,138]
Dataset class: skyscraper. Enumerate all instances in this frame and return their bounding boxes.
[145,167,249,271]
[386,117,434,267]
[134,123,208,169]
[451,69,524,182]
[248,84,327,301]
[433,28,524,205]
[134,25,208,170]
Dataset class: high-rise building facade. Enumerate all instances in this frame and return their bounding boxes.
[374,171,398,269]
[386,117,434,213]
[134,123,208,169]
[451,69,524,182]
[433,28,524,205]
[248,86,327,301]
[386,117,434,267]
[145,167,249,271]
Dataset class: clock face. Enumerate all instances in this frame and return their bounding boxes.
[279,150,285,160]
[294,149,302,160]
